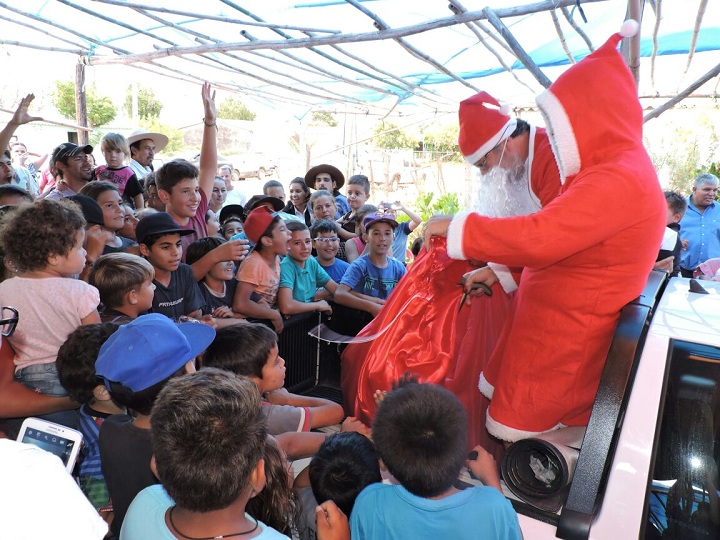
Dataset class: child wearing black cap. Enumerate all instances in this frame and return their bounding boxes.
[66,193,111,282]
[135,212,205,321]
[96,313,215,538]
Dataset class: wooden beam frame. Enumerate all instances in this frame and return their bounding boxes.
[483,8,552,88]
[83,0,609,66]
[644,62,720,122]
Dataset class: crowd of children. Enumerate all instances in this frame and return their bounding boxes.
[0,87,532,540]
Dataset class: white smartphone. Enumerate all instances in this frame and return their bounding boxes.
[16,417,83,473]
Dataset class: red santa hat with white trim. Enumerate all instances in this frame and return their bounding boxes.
[535,19,641,183]
[457,91,517,166]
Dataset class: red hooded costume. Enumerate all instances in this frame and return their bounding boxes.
[446,21,666,441]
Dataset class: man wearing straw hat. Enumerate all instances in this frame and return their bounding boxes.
[127,130,168,181]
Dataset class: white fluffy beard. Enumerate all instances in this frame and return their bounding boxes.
[468,161,541,218]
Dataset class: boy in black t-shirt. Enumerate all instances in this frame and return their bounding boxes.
[136,212,204,321]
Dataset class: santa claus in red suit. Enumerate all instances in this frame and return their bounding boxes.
[426,20,666,442]
[446,93,561,453]
[340,94,561,447]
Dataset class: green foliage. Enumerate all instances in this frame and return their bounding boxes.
[422,124,462,163]
[140,118,186,156]
[373,122,417,150]
[695,162,720,180]
[124,84,163,120]
[53,80,117,128]
[403,192,460,251]
[217,96,256,121]
[310,111,337,127]
[645,112,720,194]
[414,191,460,222]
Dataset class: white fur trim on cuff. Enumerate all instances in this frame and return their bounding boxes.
[486,411,567,443]
[487,263,517,293]
[447,211,471,260]
[536,89,580,183]
[479,372,494,399]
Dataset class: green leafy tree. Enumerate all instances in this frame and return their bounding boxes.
[310,111,338,127]
[217,96,256,121]
[645,112,720,194]
[373,122,417,150]
[52,80,117,128]
[422,124,462,163]
[140,118,186,156]
[124,84,163,120]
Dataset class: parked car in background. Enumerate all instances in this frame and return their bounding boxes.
[224,154,278,180]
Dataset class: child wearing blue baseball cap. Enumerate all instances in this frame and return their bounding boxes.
[95,313,215,538]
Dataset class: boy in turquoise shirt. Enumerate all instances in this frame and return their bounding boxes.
[278,221,338,316]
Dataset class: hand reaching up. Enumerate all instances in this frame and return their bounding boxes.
[10,94,43,127]
[201,83,216,126]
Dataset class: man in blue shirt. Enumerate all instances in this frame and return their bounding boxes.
[680,173,720,277]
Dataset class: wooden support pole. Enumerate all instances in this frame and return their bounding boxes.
[75,63,89,145]
[0,40,84,54]
[561,6,594,52]
[650,0,662,92]
[0,108,93,132]
[346,0,480,92]
[221,0,411,98]
[551,9,575,64]
[240,30,396,97]
[621,0,644,87]
[0,12,87,50]
[644,62,720,122]
[482,8,552,89]
[683,0,708,79]
[133,8,369,105]
[447,0,536,94]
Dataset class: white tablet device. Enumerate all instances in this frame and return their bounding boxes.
[16,417,83,473]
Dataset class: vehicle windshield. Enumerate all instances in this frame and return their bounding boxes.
[644,339,720,539]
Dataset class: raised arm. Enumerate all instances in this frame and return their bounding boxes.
[0,94,43,153]
[397,201,422,231]
[189,240,248,282]
[198,83,218,200]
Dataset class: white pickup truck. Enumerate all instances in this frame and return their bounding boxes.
[462,272,720,539]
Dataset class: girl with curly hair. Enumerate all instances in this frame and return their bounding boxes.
[0,199,100,417]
